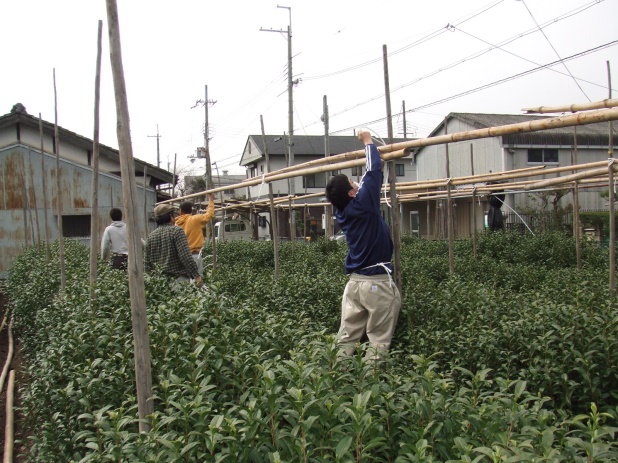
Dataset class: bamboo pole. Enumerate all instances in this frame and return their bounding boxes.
[444,117,454,275]
[53,68,66,292]
[470,144,477,258]
[106,0,153,432]
[260,115,279,279]
[3,370,15,463]
[143,165,148,238]
[89,20,103,307]
[609,160,615,295]
[524,165,615,190]
[28,149,40,246]
[0,321,14,396]
[383,44,402,290]
[21,157,29,247]
[38,114,51,262]
[160,106,618,206]
[607,61,615,295]
[572,128,581,271]
[158,149,409,205]
[522,97,618,114]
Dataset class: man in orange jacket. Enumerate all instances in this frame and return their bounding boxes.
[175,193,215,277]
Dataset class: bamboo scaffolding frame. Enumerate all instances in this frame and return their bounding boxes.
[159,106,618,206]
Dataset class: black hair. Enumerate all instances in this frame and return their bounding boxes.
[155,211,175,225]
[179,201,193,214]
[110,208,122,221]
[325,174,353,212]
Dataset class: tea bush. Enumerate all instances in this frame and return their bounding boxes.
[7,234,618,462]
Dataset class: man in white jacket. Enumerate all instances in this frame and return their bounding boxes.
[101,208,129,270]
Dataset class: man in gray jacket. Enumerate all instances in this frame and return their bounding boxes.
[101,208,129,270]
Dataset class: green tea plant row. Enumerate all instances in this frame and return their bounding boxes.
[7,234,618,462]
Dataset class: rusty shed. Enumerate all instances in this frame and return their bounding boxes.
[0,104,174,278]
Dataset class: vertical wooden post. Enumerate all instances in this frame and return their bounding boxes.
[470,144,477,258]
[383,44,402,290]
[303,204,308,239]
[323,95,333,239]
[27,150,41,246]
[444,117,454,275]
[571,128,581,271]
[53,68,66,292]
[39,114,51,262]
[143,165,148,238]
[426,196,430,239]
[89,20,103,306]
[260,116,280,278]
[21,158,30,247]
[608,62,615,295]
[106,0,153,432]
[609,160,615,295]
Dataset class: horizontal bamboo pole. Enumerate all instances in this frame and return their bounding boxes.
[525,164,617,190]
[396,160,611,192]
[160,106,618,206]
[522,98,618,114]
[394,165,547,188]
[160,149,407,204]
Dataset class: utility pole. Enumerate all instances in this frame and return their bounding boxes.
[192,86,218,269]
[147,124,161,168]
[261,5,295,239]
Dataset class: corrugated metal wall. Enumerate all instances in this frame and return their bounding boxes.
[0,145,156,277]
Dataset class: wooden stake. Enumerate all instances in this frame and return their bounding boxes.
[260,115,279,279]
[89,20,103,307]
[106,0,153,432]
[143,165,148,238]
[53,68,66,292]
[38,114,51,262]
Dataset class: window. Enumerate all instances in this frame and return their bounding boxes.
[396,163,405,176]
[224,189,234,195]
[225,222,247,233]
[351,166,360,177]
[62,215,91,238]
[258,216,267,228]
[302,174,326,189]
[528,148,558,163]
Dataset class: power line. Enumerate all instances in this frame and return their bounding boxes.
[330,39,618,135]
[518,0,591,102]
[303,0,506,81]
[300,0,607,133]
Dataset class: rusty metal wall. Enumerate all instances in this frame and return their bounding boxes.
[0,145,156,277]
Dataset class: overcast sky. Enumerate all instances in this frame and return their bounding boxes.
[2,0,616,177]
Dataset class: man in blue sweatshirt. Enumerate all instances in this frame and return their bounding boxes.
[325,129,402,360]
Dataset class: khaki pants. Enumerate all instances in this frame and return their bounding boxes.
[337,273,402,359]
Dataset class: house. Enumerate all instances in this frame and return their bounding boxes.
[411,112,618,238]
[183,170,247,204]
[0,103,174,277]
[240,134,413,238]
